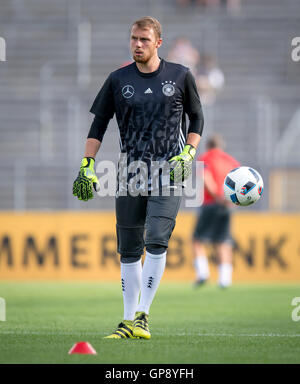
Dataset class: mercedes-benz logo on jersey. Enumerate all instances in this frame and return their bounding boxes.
[122,85,135,99]
[162,81,176,97]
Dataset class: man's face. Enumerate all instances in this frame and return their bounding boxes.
[130,25,162,64]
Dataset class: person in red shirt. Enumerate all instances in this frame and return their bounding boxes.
[193,134,240,288]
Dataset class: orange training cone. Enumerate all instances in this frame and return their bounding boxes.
[68,342,97,355]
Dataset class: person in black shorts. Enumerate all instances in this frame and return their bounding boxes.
[73,16,204,339]
[193,135,239,288]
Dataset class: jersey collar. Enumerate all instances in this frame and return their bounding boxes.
[133,58,164,78]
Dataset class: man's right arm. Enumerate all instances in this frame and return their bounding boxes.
[87,73,115,146]
[73,74,115,201]
[84,138,101,159]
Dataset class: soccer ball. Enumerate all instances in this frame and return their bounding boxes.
[224,166,264,206]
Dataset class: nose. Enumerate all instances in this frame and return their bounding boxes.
[135,39,142,48]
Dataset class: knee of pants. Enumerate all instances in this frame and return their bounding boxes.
[117,224,144,256]
[120,254,142,264]
[145,216,176,249]
[146,244,167,255]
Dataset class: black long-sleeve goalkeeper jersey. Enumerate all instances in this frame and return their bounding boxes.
[89,58,204,191]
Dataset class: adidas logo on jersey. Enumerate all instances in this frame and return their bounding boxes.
[144,88,153,94]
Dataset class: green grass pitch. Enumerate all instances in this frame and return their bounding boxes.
[0,282,300,364]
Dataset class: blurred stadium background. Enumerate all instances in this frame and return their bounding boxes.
[0,0,300,282]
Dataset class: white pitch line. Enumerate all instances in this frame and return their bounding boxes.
[0,330,300,338]
[175,333,300,338]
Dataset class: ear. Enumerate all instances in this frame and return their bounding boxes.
[156,38,163,49]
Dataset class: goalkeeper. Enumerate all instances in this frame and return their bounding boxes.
[73,16,204,340]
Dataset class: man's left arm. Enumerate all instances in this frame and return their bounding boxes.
[184,69,204,150]
[169,70,204,181]
[186,132,201,151]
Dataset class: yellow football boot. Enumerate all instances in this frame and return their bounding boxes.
[132,311,151,340]
[104,320,139,339]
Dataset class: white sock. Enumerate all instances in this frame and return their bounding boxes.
[194,256,210,280]
[137,250,167,315]
[121,259,142,321]
[218,263,233,287]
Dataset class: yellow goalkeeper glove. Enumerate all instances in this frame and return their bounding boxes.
[169,144,196,183]
[73,157,100,201]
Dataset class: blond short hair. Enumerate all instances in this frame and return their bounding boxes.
[131,16,162,39]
